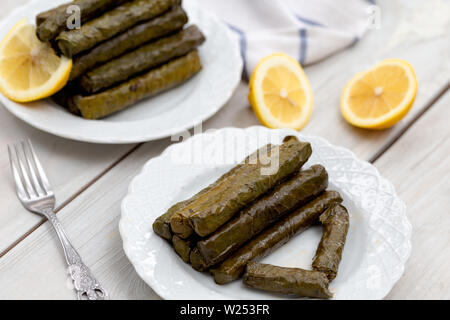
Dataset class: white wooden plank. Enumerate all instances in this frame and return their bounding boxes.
[375,92,450,300]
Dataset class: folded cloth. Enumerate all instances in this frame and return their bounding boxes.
[195,0,375,78]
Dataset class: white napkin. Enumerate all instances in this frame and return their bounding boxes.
[195,0,375,78]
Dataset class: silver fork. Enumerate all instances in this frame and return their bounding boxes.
[7,140,109,300]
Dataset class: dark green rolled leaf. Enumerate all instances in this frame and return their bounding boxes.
[70,6,188,80]
[153,201,190,241]
[36,2,72,27]
[68,50,202,119]
[190,248,208,272]
[170,144,286,239]
[56,0,178,57]
[171,138,310,239]
[312,203,350,281]
[197,165,329,267]
[156,162,247,240]
[212,191,343,285]
[173,235,197,263]
[78,25,205,93]
[187,136,313,238]
[244,262,333,299]
[37,0,130,42]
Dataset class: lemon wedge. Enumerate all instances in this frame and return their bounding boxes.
[340,59,417,129]
[0,18,72,103]
[249,53,314,130]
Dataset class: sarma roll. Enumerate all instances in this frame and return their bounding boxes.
[52,83,84,117]
[153,201,190,241]
[173,235,197,263]
[243,262,333,299]
[70,6,188,80]
[57,0,178,57]
[36,2,72,27]
[37,0,130,42]
[197,165,329,267]
[153,162,247,241]
[312,203,350,281]
[78,25,205,93]
[190,248,208,272]
[171,137,312,239]
[169,144,274,239]
[68,50,202,119]
[187,137,313,238]
[211,191,343,285]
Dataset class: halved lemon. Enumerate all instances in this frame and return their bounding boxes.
[340,59,417,129]
[249,53,314,130]
[0,18,72,103]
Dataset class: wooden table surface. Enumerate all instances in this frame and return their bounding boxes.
[0,0,448,300]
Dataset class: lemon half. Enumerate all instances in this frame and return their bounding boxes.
[249,53,314,130]
[340,59,417,129]
[0,19,72,103]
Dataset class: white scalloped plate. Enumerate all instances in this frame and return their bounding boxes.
[120,126,412,300]
[0,0,242,144]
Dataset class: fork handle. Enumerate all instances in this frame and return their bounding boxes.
[46,211,109,300]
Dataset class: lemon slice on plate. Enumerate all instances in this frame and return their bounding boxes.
[249,53,314,130]
[341,59,417,130]
[0,18,72,103]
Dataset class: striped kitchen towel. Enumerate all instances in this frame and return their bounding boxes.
[195,0,376,78]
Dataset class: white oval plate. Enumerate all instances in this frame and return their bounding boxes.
[120,126,412,300]
[0,0,242,144]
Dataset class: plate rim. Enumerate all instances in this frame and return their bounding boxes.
[0,0,243,144]
[119,125,412,300]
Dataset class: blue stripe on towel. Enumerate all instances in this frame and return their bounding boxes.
[350,36,360,47]
[227,24,249,80]
[295,15,325,27]
[299,29,307,65]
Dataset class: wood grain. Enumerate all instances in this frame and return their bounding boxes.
[0,105,136,254]
[376,92,450,299]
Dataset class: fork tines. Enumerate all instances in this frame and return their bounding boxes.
[7,140,52,200]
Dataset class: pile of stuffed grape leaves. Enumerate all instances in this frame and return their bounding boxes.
[36,0,205,119]
[152,137,351,299]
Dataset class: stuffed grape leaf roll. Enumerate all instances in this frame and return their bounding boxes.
[56,0,178,57]
[153,161,247,241]
[170,137,312,239]
[197,165,329,267]
[68,50,202,119]
[36,2,72,27]
[37,0,130,42]
[173,235,198,263]
[186,137,313,238]
[211,191,343,285]
[78,25,205,93]
[190,248,208,272]
[153,201,190,241]
[244,262,333,299]
[312,203,350,281]
[169,143,277,239]
[70,6,188,80]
